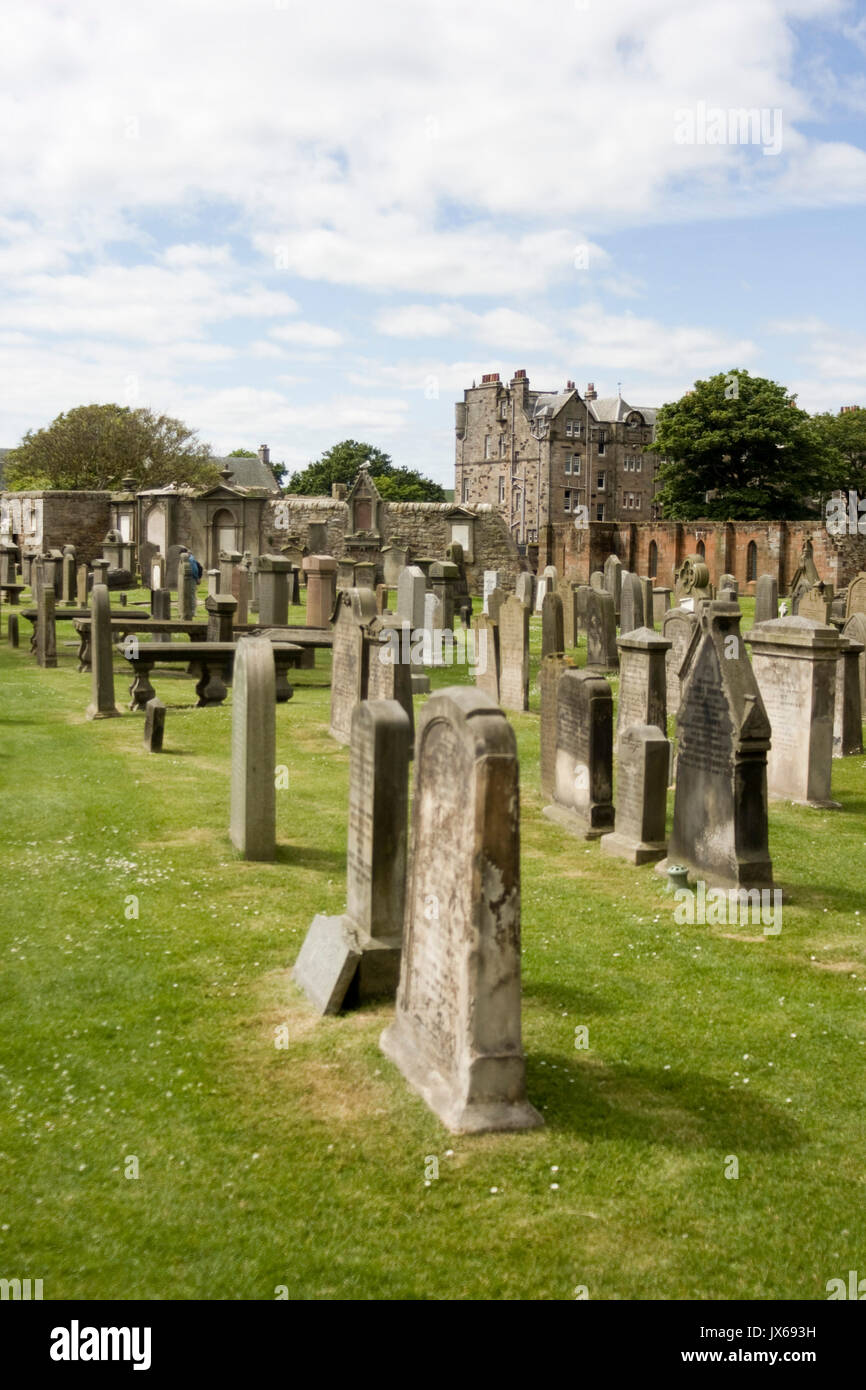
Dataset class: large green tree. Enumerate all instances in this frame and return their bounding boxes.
[652,371,833,520]
[284,439,445,501]
[5,404,221,492]
[810,408,866,494]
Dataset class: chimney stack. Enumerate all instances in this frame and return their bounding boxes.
[258,444,270,465]
[585,382,597,400]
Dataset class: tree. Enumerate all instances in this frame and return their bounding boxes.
[810,408,866,495]
[284,439,445,501]
[651,371,834,520]
[5,404,221,492]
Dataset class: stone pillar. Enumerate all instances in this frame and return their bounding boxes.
[143,697,166,752]
[229,637,276,861]
[303,554,338,628]
[207,569,220,597]
[638,576,654,630]
[257,554,292,626]
[206,593,237,643]
[235,571,249,626]
[60,552,76,605]
[76,564,89,607]
[429,560,458,631]
[219,549,242,595]
[602,724,669,864]
[86,584,121,719]
[92,559,109,588]
[151,588,171,643]
[36,582,57,669]
[615,626,671,751]
[834,635,864,757]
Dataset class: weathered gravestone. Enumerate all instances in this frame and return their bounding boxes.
[540,654,572,800]
[8,613,19,647]
[719,573,738,596]
[62,552,76,606]
[560,582,577,648]
[842,612,866,707]
[834,635,864,757]
[229,638,276,861]
[143,697,166,752]
[76,563,89,607]
[584,588,618,670]
[36,582,57,669]
[661,606,700,717]
[487,586,505,629]
[798,584,834,625]
[498,595,530,712]
[754,574,778,625]
[652,587,672,625]
[178,557,198,621]
[430,560,458,631]
[543,669,614,839]
[515,572,535,609]
[846,572,866,622]
[380,687,542,1134]
[257,554,292,626]
[541,590,565,658]
[664,601,773,889]
[638,576,654,631]
[590,570,605,593]
[674,555,713,604]
[294,699,411,1014]
[615,627,670,751]
[381,543,409,588]
[235,570,249,627]
[396,564,429,694]
[303,555,338,628]
[367,616,415,741]
[329,587,378,744]
[619,572,644,635]
[471,612,500,702]
[219,549,242,595]
[747,616,842,809]
[542,564,558,592]
[601,724,669,865]
[423,591,446,666]
[482,570,504,614]
[86,584,121,720]
[575,584,590,639]
[206,594,237,643]
[206,569,220,598]
[603,554,623,616]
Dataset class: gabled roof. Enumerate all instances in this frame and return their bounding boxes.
[214,455,281,494]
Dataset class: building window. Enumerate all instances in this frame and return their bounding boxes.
[572,454,581,474]
[513,489,521,513]
[636,456,642,472]
[499,400,508,420]
[746,540,757,581]
[596,503,605,521]
[564,455,572,475]
[696,539,706,559]
[564,489,572,512]
[565,420,573,437]
[499,476,505,503]
[598,435,606,455]
[597,471,606,490]
[649,540,658,578]
[462,476,470,503]
[635,494,642,510]
[623,491,629,508]
[484,435,492,459]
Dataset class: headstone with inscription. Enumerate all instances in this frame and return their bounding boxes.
[367,616,415,741]
[294,699,412,1013]
[798,585,834,625]
[540,654,572,800]
[329,587,378,744]
[615,627,670,751]
[747,615,842,808]
[584,588,618,670]
[664,601,773,889]
[603,554,623,616]
[230,638,276,861]
[396,564,429,693]
[754,574,778,625]
[543,669,614,839]
[661,606,700,717]
[471,613,500,703]
[380,686,542,1134]
[834,635,864,757]
[560,582,577,647]
[845,572,866,622]
[842,612,866,708]
[498,595,530,712]
[541,590,565,658]
[601,724,669,864]
[619,572,644,635]
[515,572,535,609]
[652,587,672,625]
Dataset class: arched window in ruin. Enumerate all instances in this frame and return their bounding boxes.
[696,539,705,559]
[746,540,757,582]
[648,539,658,578]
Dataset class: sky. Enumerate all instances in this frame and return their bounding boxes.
[1,0,865,488]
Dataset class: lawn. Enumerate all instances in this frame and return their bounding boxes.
[0,587,864,1300]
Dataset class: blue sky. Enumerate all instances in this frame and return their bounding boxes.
[0,0,864,488]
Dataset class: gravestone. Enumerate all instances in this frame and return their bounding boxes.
[381,543,409,588]
[498,595,530,712]
[423,592,448,667]
[542,564,558,592]
[560,582,577,648]
[86,584,121,719]
[747,616,842,809]
[303,555,338,628]
[380,687,542,1134]
[329,587,378,745]
[798,584,834,625]
[834,635,864,757]
[842,612,866,707]
[665,601,773,889]
[487,586,505,628]
[150,588,171,643]
[674,555,713,604]
[543,669,614,839]
[166,545,188,589]
[603,554,623,616]
[482,570,503,615]
[337,560,356,590]
[219,549,242,595]
[206,593,237,643]
[615,627,670,751]
[354,560,376,592]
[601,724,669,865]
[515,572,535,609]
[471,613,500,702]
[430,560,458,631]
[178,557,198,621]
[8,613,19,648]
[294,699,411,1013]
[754,574,778,625]
[257,554,291,626]
[367,616,415,741]
[652,587,672,625]
[308,521,329,554]
[150,554,166,591]
[619,572,644,635]
[719,573,738,596]
[584,588,618,669]
[575,584,591,639]
[229,638,276,860]
[396,564,429,693]
[541,590,565,658]
[76,564,89,606]
[206,569,220,598]
[143,697,166,752]
[590,570,605,593]
[235,571,249,626]
[846,572,866,621]
[661,606,700,717]
[62,552,76,605]
[638,576,654,631]
[540,654,571,800]
[36,583,57,669]
[534,576,548,612]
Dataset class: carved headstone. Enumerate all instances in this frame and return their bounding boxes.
[380,687,542,1134]
[834,635,864,758]
[396,564,429,694]
[584,588,618,670]
[615,627,670,751]
[471,613,500,703]
[541,590,565,658]
[543,669,614,839]
[603,554,623,616]
[845,572,866,622]
[515,572,535,609]
[619,572,644,635]
[661,606,700,717]
[329,588,378,744]
[652,587,672,625]
[540,654,571,800]
[842,612,866,707]
[230,638,276,861]
[498,595,530,712]
[754,574,778,625]
[303,555,338,628]
[601,724,669,864]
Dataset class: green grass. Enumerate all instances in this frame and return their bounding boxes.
[1,587,865,1300]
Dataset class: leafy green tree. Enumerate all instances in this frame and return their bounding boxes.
[652,371,833,520]
[284,439,445,501]
[810,408,866,494]
[5,404,221,492]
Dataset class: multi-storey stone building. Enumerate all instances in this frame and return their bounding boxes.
[454,370,661,548]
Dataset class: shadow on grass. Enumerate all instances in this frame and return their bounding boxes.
[274,843,345,870]
[528,1054,804,1153]
[523,979,617,1015]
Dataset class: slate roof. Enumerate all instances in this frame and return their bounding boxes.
[214,455,281,493]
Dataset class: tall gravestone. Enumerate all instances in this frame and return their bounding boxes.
[8,613,19,648]
[515,572,535,609]
[603,554,623,616]
[329,587,377,744]
[219,549,242,595]
[76,563,89,607]
[842,612,866,707]
[206,569,220,598]
[754,574,778,625]
[637,576,654,631]
[430,560,458,631]
[619,572,644,635]
[178,557,198,621]
[845,572,866,622]
[36,582,57,669]
[543,669,614,839]
[257,554,291,626]
[235,570,249,626]
[86,584,121,719]
[533,576,548,613]
[396,564,429,694]
[487,587,505,628]
[575,584,590,639]
[540,654,571,800]
[380,687,542,1134]
[294,699,411,1013]
[498,595,530,712]
[471,613,500,703]
[367,616,415,740]
[652,587,672,625]
[834,635,864,757]
[304,555,338,628]
[482,570,503,614]
[560,582,577,648]
[584,588,618,670]
[615,627,670,751]
[590,571,605,593]
[61,552,76,606]
[541,590,565,658]
[661,606,700,717]
[230,638,276,861]
[665,601,773,888]
[747,616,842,809]
[601,724,669,865]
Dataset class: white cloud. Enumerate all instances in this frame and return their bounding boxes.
[270,321,344,348]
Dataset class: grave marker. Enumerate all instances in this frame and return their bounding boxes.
[834,635,864,757]
[143,697,166,752]
[543,669,614,839]
[230,638,276,861]
[86,584,121,719]
[601,724,669,864]
[754,574,778,625]
[329,587,377,744]
[541,590,565,658]
[584,588,618,669]
[498,595,530,712]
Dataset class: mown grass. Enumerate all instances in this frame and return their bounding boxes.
[0,586,864,1300]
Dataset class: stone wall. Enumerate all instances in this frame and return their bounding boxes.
[0,491,112,564]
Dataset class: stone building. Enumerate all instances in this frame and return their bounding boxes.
[454,371,661,547]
